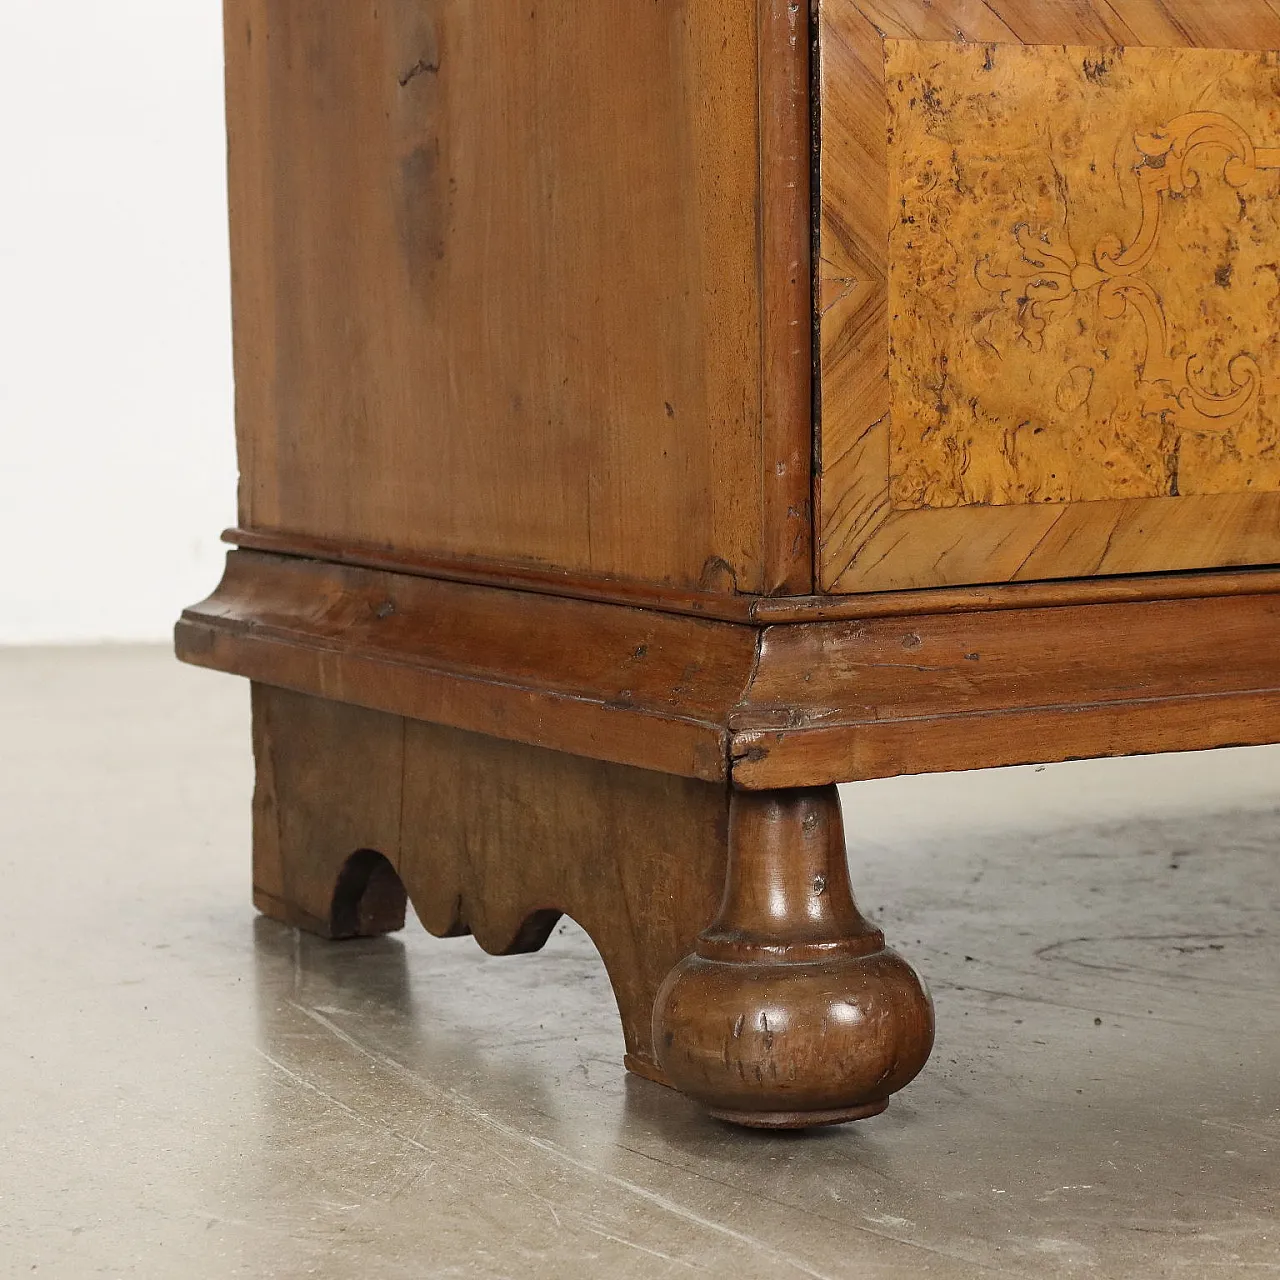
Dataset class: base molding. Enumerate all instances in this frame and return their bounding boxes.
[178,549,1280,788]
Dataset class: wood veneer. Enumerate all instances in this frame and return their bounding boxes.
[817,0,1280,591]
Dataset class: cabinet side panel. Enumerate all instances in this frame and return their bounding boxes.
[225,0,788,594]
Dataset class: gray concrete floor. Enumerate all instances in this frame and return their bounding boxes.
[1,646,1277,1279]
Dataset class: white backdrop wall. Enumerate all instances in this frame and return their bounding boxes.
[1,1,237,643]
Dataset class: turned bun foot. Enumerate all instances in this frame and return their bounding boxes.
[653,787,934,1128]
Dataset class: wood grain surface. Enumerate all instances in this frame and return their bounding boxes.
[732,588,1280,786]
[251,692,934,1124]
[817,0,1280,591]
[175,550,758,783]
[225,0,812,598]
[251,685,728,1080]
[178,550,1280,789]
[654,786,933,1127]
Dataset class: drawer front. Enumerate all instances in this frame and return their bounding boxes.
[817,0,1280,592]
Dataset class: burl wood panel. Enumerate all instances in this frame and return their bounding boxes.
[817,0,1280,593]
[226,0,811,598]
[891,42,1280,509]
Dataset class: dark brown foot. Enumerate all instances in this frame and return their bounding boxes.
[652,786,934,1129]
[248,683,726,1074]
[251,686,409,939]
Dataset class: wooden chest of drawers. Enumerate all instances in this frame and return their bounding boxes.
[178,0,1280,1128]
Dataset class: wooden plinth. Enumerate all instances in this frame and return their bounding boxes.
[179,548,1280,790]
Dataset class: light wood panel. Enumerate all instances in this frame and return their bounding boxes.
[225,0,812,598]
[817,0,1280,592]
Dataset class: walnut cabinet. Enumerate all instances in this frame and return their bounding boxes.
[178,0,1280,1128]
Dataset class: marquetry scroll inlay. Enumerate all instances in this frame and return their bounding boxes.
[980,113,1279,430]
[887,42,1280,510]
